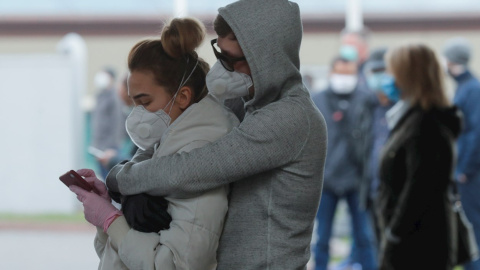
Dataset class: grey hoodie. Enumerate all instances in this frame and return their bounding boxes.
[107,0,327,269]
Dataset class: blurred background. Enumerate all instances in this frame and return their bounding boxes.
[0,0,479,269]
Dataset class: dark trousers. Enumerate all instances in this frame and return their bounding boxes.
[315,189,377,270]
[459,175,480,270]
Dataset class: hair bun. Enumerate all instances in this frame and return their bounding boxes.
[161,17,206,58]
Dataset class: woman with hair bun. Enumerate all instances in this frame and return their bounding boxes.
[69,17,239,270]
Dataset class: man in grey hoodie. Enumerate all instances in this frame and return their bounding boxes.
[107,0,327,269]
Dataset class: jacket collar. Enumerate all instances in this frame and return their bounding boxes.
[453,70,473,84]
[386,100,411,130]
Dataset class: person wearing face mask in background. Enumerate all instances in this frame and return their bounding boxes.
[357,47,397,249]
[106,1,328,269]
[312,57,377,270]
[337,48,394,270]
[90,67,126,179]
[443,37,480,270]
[376,44,461,270]
[95,74,138,173]
[340,28,371,91]
[68,17,240,270]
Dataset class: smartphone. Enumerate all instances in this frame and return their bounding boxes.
[59,170,93,191]
[88,146,105,158]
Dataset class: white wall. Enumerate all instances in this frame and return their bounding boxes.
[0,35,87,213]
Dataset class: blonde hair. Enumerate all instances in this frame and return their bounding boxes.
[386,44,450,110]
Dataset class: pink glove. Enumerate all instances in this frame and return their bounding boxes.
[70,185,122,232]
[76,169,110,201]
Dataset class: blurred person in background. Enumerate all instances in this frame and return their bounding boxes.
[312,56,377,270]
[359,47,396,247]
[344,48,394,270]
[91,66,126,179]
[303,73,315,92]
[443,37,480,270]
[96,74,138,171]
[333,29,377,270]
[70,17,239,269]
[340,28,371,90]
[377,44,461,270]
[117,73,137,157]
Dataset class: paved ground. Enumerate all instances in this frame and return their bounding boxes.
[0,222,99,270]
[0,201,352,270]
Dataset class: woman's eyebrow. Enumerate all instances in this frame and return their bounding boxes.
[132,93,149,100]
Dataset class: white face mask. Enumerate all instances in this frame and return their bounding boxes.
[126,59,199,150]
[125,104,172,150]
[94,71,111,90]
[206,60,253,101]
[330,74,358,94]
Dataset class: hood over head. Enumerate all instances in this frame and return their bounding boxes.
[218,0,306,110]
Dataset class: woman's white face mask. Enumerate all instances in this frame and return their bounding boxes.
[125,102,173,151]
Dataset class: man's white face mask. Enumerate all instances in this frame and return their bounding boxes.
[206,60,253,101]
[329,74,358,94]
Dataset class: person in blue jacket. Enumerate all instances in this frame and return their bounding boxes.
[444,37,480,270]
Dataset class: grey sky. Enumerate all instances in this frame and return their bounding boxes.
[1,0,479,16]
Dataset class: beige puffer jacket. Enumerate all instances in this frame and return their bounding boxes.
[95,94,239,270]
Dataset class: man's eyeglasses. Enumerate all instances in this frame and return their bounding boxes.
[211,39,246,72]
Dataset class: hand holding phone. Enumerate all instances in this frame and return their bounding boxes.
[59,170,93,191]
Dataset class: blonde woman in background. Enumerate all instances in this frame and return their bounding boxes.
[376,44,461,270]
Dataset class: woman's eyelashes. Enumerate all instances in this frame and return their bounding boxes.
[136,98,152,107]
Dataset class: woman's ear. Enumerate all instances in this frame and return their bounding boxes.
[175,86,193,110]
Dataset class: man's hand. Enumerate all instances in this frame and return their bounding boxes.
[97,149,117,167]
